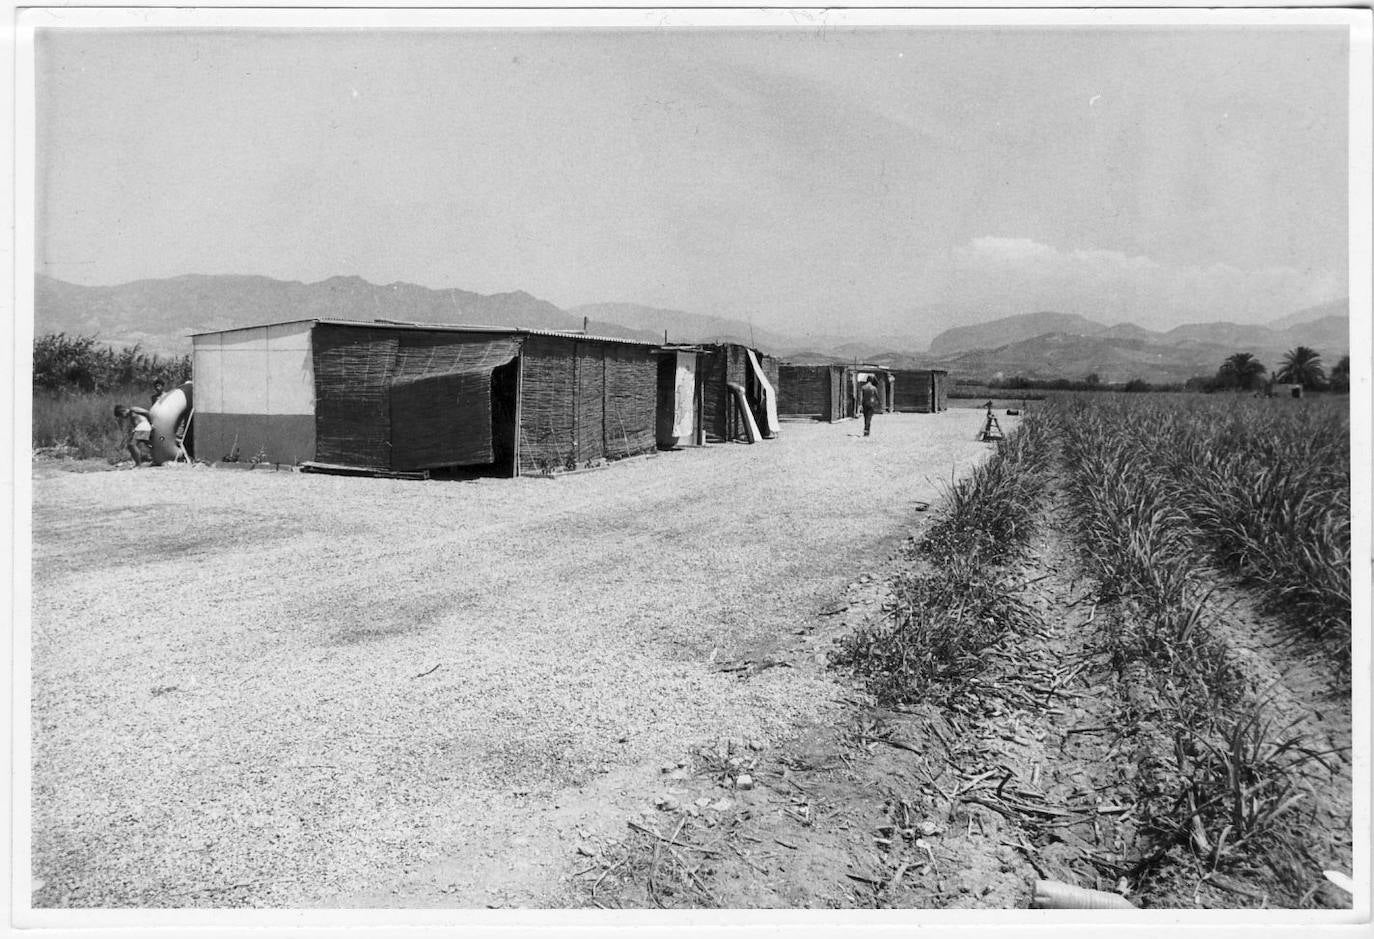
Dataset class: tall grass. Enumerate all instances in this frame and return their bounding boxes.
[32,387,147,460]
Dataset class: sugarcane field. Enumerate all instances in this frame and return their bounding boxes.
[19,13,1369,932]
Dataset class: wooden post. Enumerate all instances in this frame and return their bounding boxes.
[571,341,580,466]
[512,347,524,477]
[695,352,705,446]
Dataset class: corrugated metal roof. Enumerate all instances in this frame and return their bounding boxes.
[189,318,318,339]
[191,317,661,348]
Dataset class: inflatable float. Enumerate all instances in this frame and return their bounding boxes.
[148,380,193,466]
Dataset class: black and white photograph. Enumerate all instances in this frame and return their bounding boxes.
[11,6,1371,931]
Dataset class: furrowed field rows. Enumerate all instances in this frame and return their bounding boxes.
[1059,395,1351,645]
[830,393,1351,909]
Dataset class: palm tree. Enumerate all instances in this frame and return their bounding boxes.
[1276,346,1326,389]
[1217,352,1267,391]
[1330,355,1350,393]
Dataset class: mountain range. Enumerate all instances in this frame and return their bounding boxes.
[924,299,1349,384]
[33,274,1350,385]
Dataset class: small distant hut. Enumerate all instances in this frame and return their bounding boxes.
[1268,381,1304,399]
[777,364,845,422]
[890,368,951,413]
[699,342,781,442]
[191,319,664,477]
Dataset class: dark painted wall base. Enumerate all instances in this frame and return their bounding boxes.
[193,413,316,466]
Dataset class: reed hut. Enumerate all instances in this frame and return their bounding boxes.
[778,364,845,421]
[699,342,781,442]
[890,368,951,413]
[191,319,662,476]
[846,366,895,415]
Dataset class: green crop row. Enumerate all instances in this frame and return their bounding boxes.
[832,412,1054,704]
[1057,394,1350,644]
[1055,393,1349,905]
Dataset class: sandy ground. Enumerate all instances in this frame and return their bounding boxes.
[29,410,1007,908]
[586,486,1351,910]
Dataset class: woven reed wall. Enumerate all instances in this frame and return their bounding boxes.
[391,333,519,469]
[934,372,949,411]
[518,336,658,473]
[312,325,399,467]
[519,337,577,473]
[826,366,843,421]
[889,369,935,413]
[700,344,751,441]
[575,343,605,462]
[699,346,728,441]
[779,365,828,416]
[313,324,521,470]
[604,344,657,459]
[760,354,780,393]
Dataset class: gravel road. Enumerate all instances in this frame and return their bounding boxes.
[30,410,1007,907]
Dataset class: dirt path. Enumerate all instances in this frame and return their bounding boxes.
[29,410,1011,908]
[588,495,1134,909]
[585,482,1353,910]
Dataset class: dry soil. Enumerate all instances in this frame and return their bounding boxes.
[30,410,1008,908]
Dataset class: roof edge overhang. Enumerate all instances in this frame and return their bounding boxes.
[191,317,661,348]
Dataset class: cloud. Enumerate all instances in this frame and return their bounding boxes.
[963,236,1062,264]
[941,237,1340,327]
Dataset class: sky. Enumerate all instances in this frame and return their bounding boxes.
[34,24,1352,343]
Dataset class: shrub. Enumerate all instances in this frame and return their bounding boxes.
[33,332,190,396]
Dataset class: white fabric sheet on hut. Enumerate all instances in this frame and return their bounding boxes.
[672,352,696,438]
[745,348,780,438]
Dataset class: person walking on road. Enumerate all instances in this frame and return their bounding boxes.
[860,375,881,436]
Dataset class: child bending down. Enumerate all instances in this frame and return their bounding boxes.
[113,404,153,467]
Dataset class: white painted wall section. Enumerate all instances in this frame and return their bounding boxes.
[192,322,315,415]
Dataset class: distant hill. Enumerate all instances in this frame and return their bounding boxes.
[32,272,1350,385]
[1163,321,1275,347]
[929,315,1350,384]
[568,302,792,352]
[34,274,663,355]
[928,311,1106,355]
[933,331,1211,385]
[1095,322,1160,342]
[1266,297,1349,330]
[921,301,1349,383]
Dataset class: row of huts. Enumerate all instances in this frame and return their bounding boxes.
[188,319,946,477]
[775,364,949,422]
